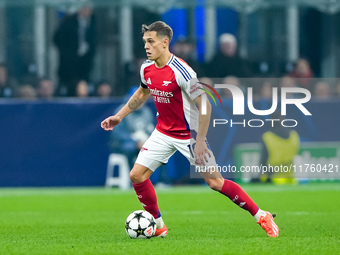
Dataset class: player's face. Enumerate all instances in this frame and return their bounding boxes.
[143,31,168,61]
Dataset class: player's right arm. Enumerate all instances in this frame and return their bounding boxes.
[101,87,151,131]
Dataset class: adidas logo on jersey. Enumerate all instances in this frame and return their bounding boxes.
[146,78,152,85]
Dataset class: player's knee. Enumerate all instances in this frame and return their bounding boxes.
[206,178,223,191]
[130,164,153,184]
[129,170,143,184]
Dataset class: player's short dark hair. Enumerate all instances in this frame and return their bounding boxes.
[142,21,173,42]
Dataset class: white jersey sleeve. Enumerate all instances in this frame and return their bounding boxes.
[172,59,204,100]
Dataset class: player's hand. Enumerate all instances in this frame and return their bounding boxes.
[194,140,211,165]
[101,115,122,131]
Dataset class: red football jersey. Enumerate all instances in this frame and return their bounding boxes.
[140,54,204,139]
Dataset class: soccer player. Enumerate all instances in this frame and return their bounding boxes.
[101,21,279,238]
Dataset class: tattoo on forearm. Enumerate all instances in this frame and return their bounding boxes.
[128,96,142,110]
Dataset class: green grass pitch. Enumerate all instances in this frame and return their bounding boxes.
[0,183,339,255]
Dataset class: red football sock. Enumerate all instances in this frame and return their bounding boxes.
[132,179,161,219]
[220,179,259,216]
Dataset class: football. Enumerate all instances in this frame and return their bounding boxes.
[125,210,156,239]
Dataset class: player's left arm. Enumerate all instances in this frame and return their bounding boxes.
[193,95,212,165]
[101,87,151,131]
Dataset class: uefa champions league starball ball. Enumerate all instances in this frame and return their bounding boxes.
[125,210,156,239]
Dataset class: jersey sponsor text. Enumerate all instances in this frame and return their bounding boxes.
[149,87,174,97]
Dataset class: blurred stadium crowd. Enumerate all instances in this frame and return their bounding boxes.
[1,50,339,100]
[1,3,340,100]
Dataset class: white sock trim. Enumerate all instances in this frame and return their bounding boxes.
[254,209,266,222]
[155,216,164,229]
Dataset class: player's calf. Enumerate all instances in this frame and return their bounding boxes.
[204,177,224,191]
